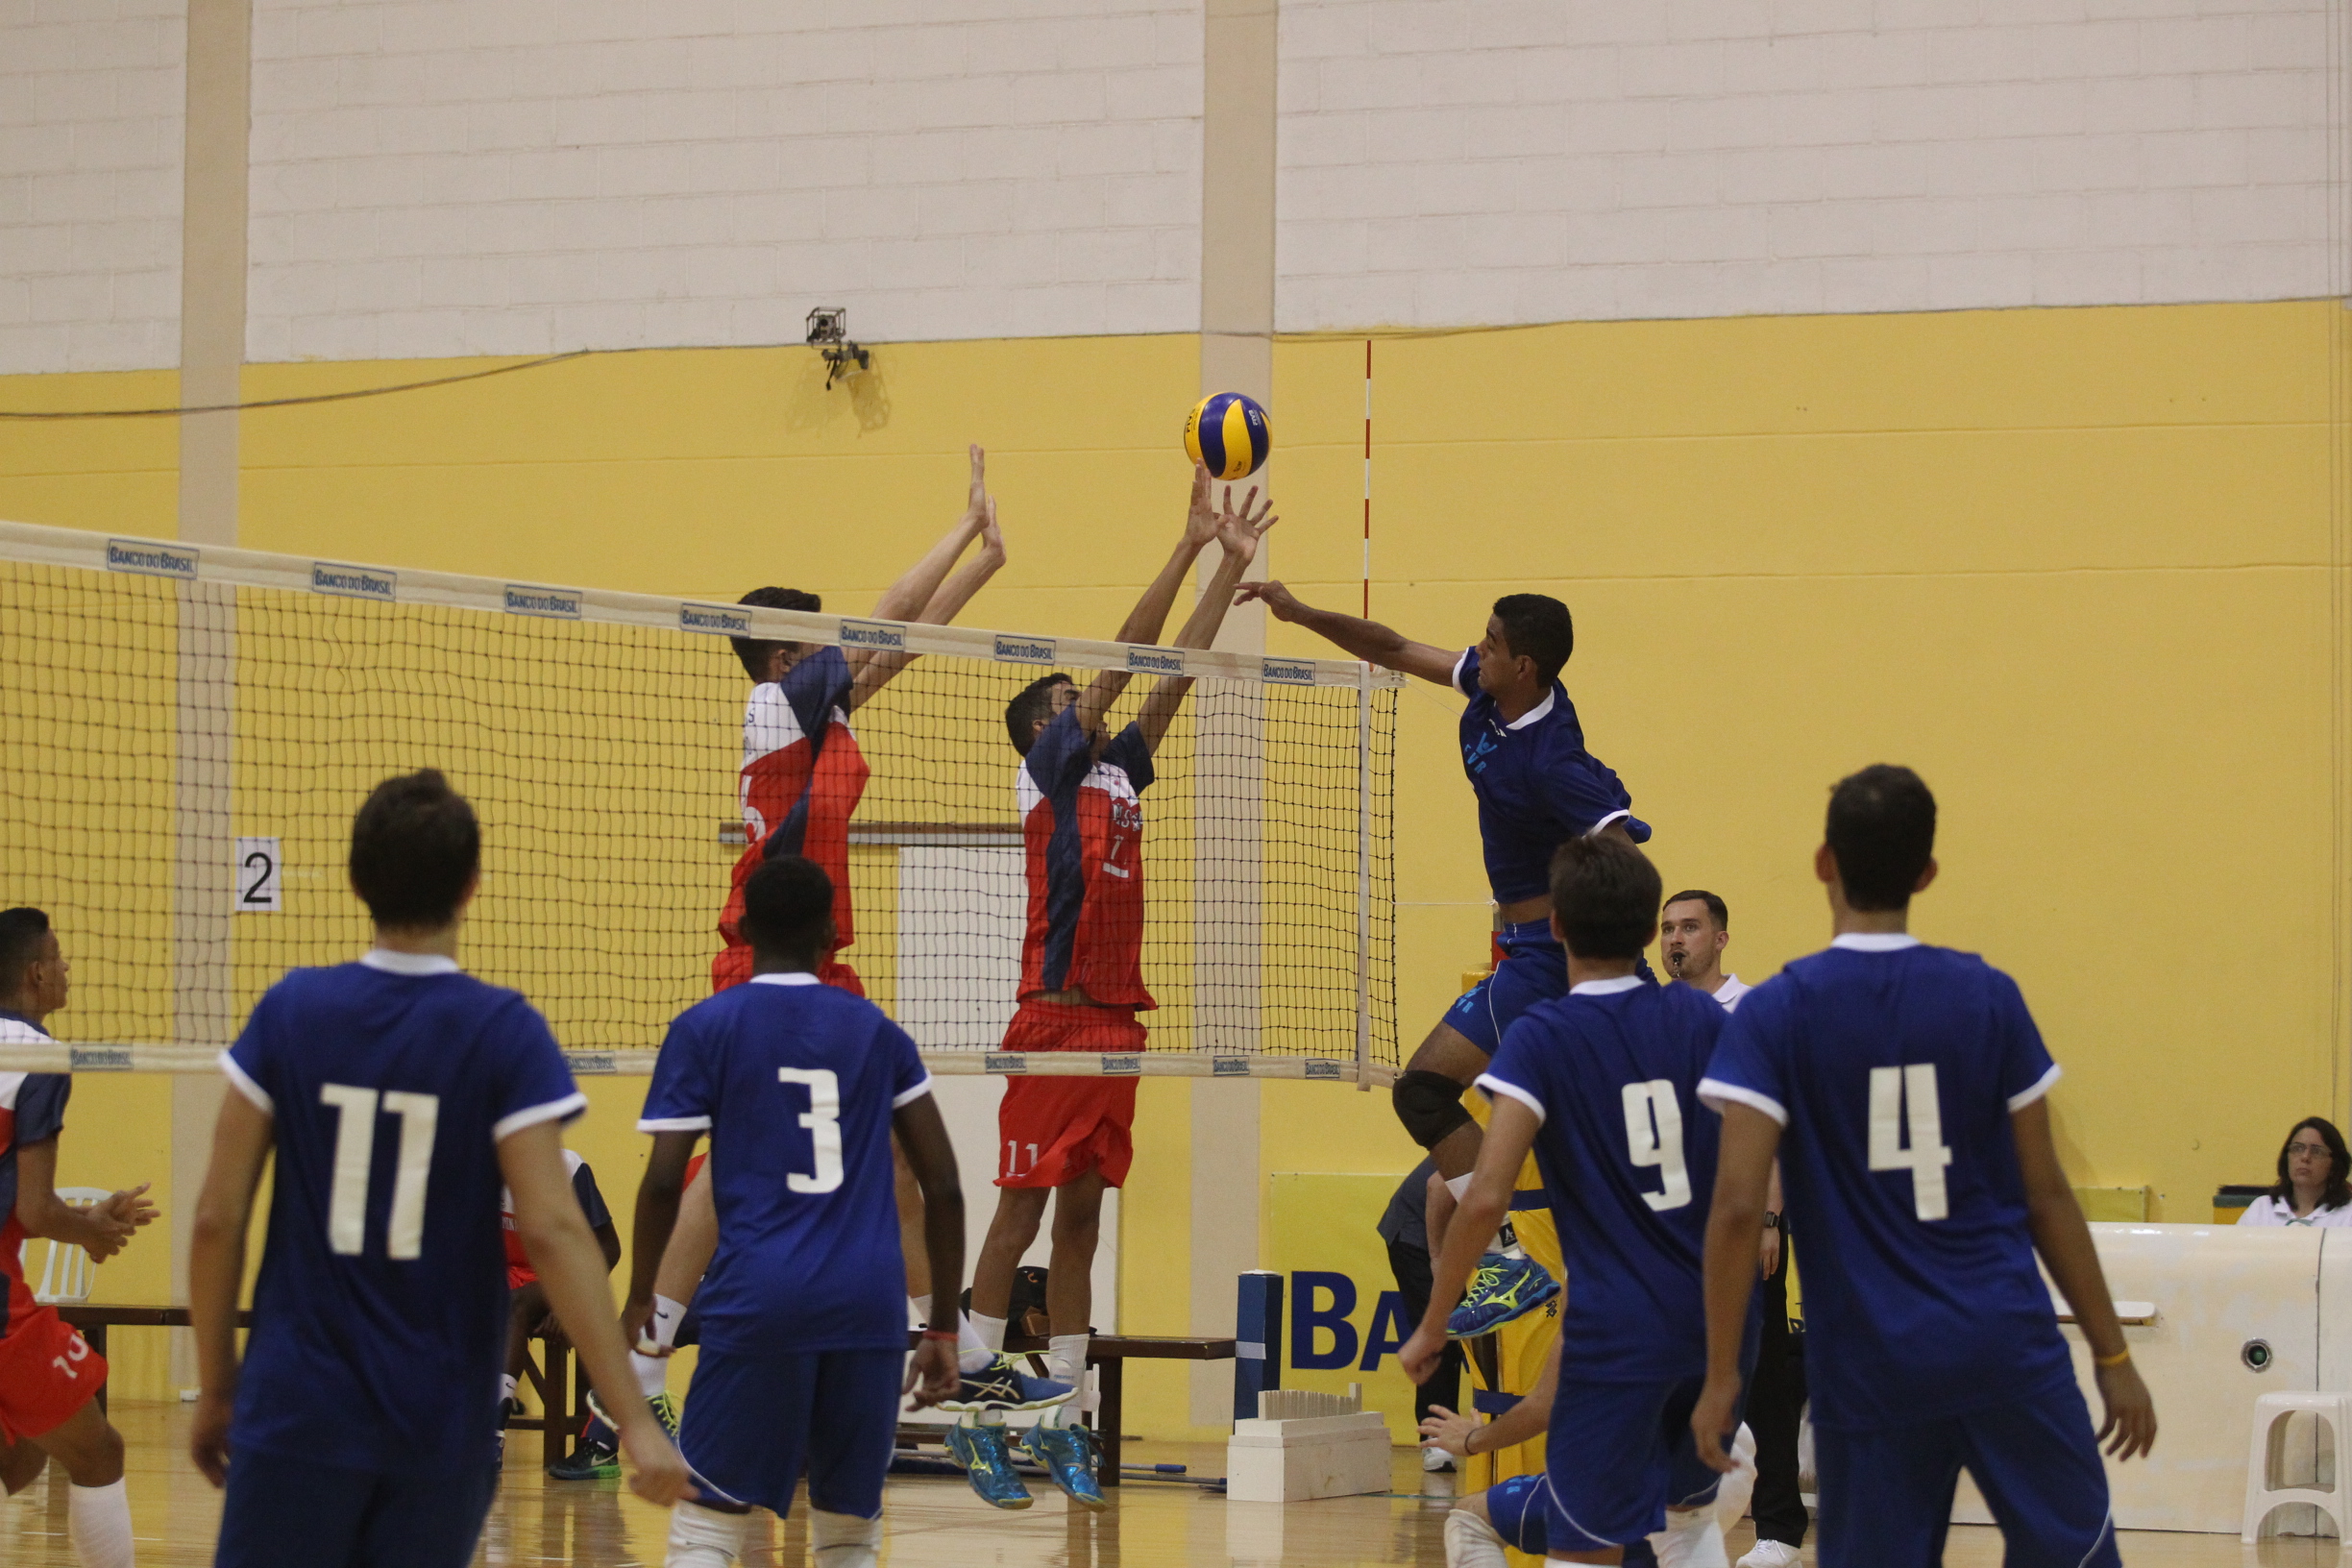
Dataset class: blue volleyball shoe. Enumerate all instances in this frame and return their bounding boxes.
[939,1357,1076,1413]
[1022,1421,1107,1511]
[946,1422,1033,1509]
[1446,1253,1560,1339]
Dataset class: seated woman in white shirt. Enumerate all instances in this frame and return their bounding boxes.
[2240,1117,2352,1228]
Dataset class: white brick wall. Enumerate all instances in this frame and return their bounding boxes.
[245,1,1203,360]
[1278,0,2336,329]
[0,0,185,375]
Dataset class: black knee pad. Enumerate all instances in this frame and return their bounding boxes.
[1393,1069,1474,1151]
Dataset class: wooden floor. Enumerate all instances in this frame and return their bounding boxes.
[5,1401,2335,1565]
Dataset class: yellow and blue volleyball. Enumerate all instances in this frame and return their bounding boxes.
[1184,392,1271,480]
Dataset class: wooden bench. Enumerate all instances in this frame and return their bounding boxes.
[55,1306,582,1467]
[898,1333,1235,1487]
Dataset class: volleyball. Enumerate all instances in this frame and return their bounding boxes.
[1185,391,1271,480]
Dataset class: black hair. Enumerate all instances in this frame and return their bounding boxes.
[1004,673,1075,755]
[1549,834,1662,961]
[0,909,51,1001]
[1663,889,1728,929]
[740,854,835,960]
[349,770,480,929]
[730,586,823,682]
[2273,1117,2352,1213]
[1825,765,1937,913]
[1491,594,1575,686]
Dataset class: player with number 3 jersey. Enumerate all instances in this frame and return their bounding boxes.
[1692,766,2154,1568]
[188,772,688,1568]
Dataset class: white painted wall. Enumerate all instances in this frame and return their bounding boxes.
[0,0,186,375]
[243,0,1203,362]
[1277,0,2337,330]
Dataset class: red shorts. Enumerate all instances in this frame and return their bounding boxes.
[506,1263,538,1291]
[994,1001,1144,1190]
[711,941,862,996]
[0,1277,104,1443]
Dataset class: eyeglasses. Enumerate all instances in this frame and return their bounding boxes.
[2289,1142,2332,1158]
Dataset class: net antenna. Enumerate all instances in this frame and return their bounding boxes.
[0,520,1400,1087]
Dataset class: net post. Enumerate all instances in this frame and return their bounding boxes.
[1355,668,1374,1090]
[1233,1269,1284,1423]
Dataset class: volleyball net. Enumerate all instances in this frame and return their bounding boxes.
[0,521,1400,1084]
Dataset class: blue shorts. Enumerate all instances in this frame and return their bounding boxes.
[1485,1471,1663,1566]
[1539,1375,1721,1552]
[1815,1380,2118,1568]
[680,1346,902,1518]
[214,1448,496,1568]
[1444,921,1570,1054]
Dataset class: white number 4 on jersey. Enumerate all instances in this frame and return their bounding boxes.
[1869,1064,1954,1221]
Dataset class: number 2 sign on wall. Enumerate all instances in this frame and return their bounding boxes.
[234,837,282,913]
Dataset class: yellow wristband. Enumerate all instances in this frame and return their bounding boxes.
[2095,1348,2131,1368]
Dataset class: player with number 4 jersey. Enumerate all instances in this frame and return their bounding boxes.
[1692,766,2154,1568]
[189,772,688,1568]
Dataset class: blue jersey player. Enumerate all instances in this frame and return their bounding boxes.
[628,854,968,1568]
[187,772,690,1568]
[1238,580,1648,1332]
[1692,767,2157,1568]
[1403,834,1750,1568]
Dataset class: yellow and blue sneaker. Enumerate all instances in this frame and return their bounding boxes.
[946,1421,1032,1509]
[1445,1252,1559,1339]
[1022,1420,1107,1511]
[939,1357,1075,1413]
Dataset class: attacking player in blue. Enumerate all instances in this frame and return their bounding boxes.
[1237,579,1648,1334]
[626,854,968,1568]
[1691,766,2157,1568]
[1401,833,1751,1568]
[187,771,691,1568]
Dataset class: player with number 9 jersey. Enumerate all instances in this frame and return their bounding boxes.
[1698,938,2070,1433]
[219,952,587,1473]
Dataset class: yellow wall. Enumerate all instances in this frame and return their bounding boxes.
[1,301,2343,1426]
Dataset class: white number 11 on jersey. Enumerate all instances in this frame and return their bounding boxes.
[1869,1064,1954,1221]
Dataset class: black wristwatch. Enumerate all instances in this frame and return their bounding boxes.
[1761,1212,1780,1231]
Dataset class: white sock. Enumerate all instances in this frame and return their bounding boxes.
[1713,1423,1757,1532]
[1044,1333,1089,1386]
[630,1350,669,1401]
[810,1508,881,1568]
[1443,1174,1472,1200]
[1443,1507,1507,1568]
[971,1311,1007,1352]
[647,1293,688,1353]
[665,1501,750,1568]
[499,1373,518,1407]
[67,1479,133,1568]
[957,1314,994,1375]
[1651,1507,1728,1568]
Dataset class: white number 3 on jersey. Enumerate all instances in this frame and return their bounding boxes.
[778,1068,845,1194]
[1622,1080,1692,1212]
[1869,1064,1954,1221]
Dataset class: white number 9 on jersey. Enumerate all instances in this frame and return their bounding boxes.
[1869,1064,1954,1221]
[778,1068,845,1194]
[1622,1080,1692,1213]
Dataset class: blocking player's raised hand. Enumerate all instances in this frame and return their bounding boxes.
[1184,462,1221,552]
[966,443,990,523]
[1213,482,1276,569]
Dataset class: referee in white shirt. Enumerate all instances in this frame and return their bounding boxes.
[1662,889,1748,1010]
[2239,1117,2352,1228]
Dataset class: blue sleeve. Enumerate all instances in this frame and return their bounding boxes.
[1701,982,1790,1125]
[1542,745,1642,841]
[781,644,853,718]
[1103,723,1155,794]
[1023,703,1092,797]
[223,985,282,1114]
[1453,648,1480,698]
[1991,970,2060,1110]
[492,1002,584,1141]
[1476,1017,1548,1125]
[641,1010,717,1132]
[879,1017,931,1109]
[13,1076,69,1146]
[571,1163,614,1232]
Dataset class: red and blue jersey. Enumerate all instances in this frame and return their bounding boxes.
[0,1016,68,1312]
[1017,706,1155,1008]
[716,647,870,990]
[1454,648,1649,904]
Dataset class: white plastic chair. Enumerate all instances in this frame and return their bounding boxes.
[2242,1391,2352,1542]
[16,1188,110,1306]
